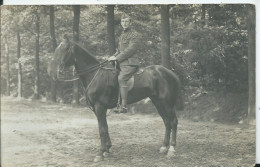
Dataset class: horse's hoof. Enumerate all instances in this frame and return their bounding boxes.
[159,146,168,154]
[103,152,112,158]
[94,155,103,162]
[167,146,176,158]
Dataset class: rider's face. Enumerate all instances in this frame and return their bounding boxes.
[121,18,131,30]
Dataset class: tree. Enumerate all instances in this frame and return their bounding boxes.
[34,9,40,99]
[49,6,57,102]
[169,5,176,36]
[4,35,10,96]
[201,4,206,26]
[17,31,22,98]
[247,5,255,124]
[22,7,42,99]
[107,5,116,56]
[2,6,26,98]
[160,5,171,69]
[72,5,80,105]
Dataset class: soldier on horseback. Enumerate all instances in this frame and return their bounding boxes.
[108,13,142,113]
[49,15,182,159]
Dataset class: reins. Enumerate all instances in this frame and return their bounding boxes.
[57,61,109,82]
[76,60,109,75]
[55,39,116,112]
[56,40,110,82]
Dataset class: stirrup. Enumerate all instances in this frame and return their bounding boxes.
[120,106,128,113]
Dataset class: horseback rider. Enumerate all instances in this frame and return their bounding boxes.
[108,13,141,113]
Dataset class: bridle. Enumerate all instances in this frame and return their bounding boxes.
[55,39,117,112]
[56,41,110,82]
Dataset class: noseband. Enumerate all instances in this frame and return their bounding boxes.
[57,44,79,82]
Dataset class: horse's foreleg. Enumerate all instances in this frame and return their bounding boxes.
[103,131,112,158]
[94,103,111,162]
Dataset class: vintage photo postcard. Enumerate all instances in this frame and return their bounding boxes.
[1,2,256,167]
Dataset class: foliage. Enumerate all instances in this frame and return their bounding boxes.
[1,4,252,102]
[171,4,249,92]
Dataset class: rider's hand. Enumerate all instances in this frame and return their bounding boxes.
[108,56,117,61]
[112,49,120,57]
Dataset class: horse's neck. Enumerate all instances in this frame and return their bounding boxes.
[74,52,100,89]
[75,58,99,71]
[74,45,99,67]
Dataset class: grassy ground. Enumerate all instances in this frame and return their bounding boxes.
[1,96,255,167]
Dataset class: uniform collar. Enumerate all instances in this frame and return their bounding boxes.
[123,28,131,33]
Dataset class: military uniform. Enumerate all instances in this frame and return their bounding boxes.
[116,28,141,82]
[111,28,141,113]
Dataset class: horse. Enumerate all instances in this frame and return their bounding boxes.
[48,35,183,162]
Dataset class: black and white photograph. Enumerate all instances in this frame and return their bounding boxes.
[1,3,256,167]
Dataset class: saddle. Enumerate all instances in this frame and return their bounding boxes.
[126,68,144,91]
[111,61,144,91]
[116,68,144,109]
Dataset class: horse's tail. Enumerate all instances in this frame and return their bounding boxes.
[175,88,185,111]
[171,70,184,111]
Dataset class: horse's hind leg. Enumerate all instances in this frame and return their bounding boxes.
[168,107,178,157]
[160,119,171,154]
[150,97,171,154]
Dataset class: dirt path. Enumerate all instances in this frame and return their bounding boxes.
[1,97,255,167]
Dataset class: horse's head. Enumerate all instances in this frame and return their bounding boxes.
[47,34,74,80]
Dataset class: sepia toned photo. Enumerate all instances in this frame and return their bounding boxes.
[1,4,256,166]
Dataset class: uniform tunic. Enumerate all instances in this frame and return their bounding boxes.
[116,28,141,82]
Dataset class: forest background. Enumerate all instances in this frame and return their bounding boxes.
[0,4,255,123]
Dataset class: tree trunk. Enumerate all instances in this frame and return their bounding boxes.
[170,6,174,36]
[107,5,116,55]
[4,36,10,96]
[34,12,40,99]
[201,4,206,27]
[161,5,171,69]
[247,5,256,125]
[17,31,22,98]
[72,5,80,105]
[50,6,57,102]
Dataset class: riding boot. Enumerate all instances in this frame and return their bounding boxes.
[119,86,128,113]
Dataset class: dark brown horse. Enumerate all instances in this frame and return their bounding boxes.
[48,36,183,162]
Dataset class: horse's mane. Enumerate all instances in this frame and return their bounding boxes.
[70,40,118,86]
[70,40,100,65]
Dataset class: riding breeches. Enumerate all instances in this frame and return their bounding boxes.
[118,65,138,86]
